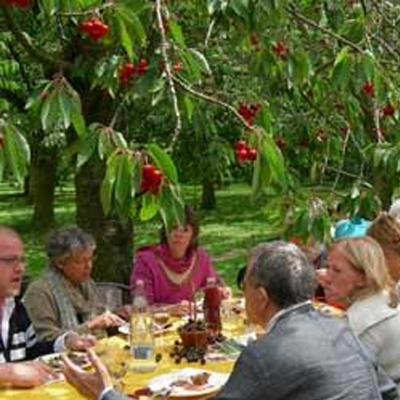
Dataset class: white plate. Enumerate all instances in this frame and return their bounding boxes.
[38,352,90,371]
[148,368,229,397]
[118,321,177,336]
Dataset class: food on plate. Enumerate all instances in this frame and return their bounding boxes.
[154,312,170,325]
[40,352,89,372]
[173,372,211,391]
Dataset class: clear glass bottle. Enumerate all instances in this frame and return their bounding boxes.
[130,280,156,372]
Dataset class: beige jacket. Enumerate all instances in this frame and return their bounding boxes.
[347,291,400,392]
[23,280,92,341]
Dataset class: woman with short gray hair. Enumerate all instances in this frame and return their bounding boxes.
[24,227,123,341]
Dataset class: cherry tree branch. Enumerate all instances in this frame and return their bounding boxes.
[172,76,255,131]
[286,5,365,54]
[155,0,181,152]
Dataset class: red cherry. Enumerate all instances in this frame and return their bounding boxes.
[275,136,286,150]
[383,103,395,117]
[247,148,257,161]
[298,138,309,148]
[142,164,156,181]
[119,63,135,84]
[136,58,148,76]
[362,81,374,97]
[234,140,247,151]
[172,61,182,72]
[236,148,249,163]
[250,32,258,46]
[79,18,109,41]
[272,41,288,59]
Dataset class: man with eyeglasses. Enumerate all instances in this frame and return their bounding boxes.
[0,226,95,388]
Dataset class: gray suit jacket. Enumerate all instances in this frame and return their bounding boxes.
[212,303,398,400]
[102,388,130,400]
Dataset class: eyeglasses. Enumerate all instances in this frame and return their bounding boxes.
[0,256,26,267]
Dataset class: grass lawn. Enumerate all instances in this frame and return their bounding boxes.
[0,182,284,289]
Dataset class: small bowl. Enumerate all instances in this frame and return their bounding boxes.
[154,312,170,325]
[178,327,208,349]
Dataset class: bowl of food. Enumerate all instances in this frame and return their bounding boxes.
[178,320,208,349]
[154,311,170,326]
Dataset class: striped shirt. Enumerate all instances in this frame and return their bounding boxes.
[0,298,54,362]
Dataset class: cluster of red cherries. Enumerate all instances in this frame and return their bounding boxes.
[119,59,149,84]
[1,0,30,7]
[234,140,257,163]
[238,102,262,126]
[140,164,163,195]
[79,17,109,41]
[272,41,289,60]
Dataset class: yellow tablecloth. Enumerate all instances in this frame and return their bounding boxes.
[1,333,236,400]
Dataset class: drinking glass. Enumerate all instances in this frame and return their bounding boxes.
[102,347,129,391]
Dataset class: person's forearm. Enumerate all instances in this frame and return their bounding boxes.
[0,364,12,387]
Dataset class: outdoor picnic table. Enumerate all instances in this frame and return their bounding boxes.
[0,316,245,400]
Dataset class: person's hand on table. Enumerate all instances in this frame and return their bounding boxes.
[87,311,125,331]
[0,360,54,388]
[114,305,132,321]
[61,348,113,400]
[66,332,97,351]
[220,286,232,299]
[168,300,190,317]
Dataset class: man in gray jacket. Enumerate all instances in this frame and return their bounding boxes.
[63,241,398,400]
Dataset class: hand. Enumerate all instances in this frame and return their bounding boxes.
[87,311,125,331]
[113,305,132,321]
[65,332,97,351]
[0,361,54,388]
[220,286,232,300]
[168,300,190,317]
[61,348,113,400]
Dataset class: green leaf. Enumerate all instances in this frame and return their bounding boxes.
[101,152,121,215]
[114,153,133,218]
[158,184,185,232]
[188,49,212,75]
[362,52,375,81]
[111,131,128,149]
[3,124,30,185]
[71,108,86,138]
[169,20,186,47]
[263,134,287,189]
[117,19,134,60]
[140,193,159,221]
[340,18,365,43]
[331,52,352,90]
[229,0,249,15]
[58,91,72,129]
[147,143,178,183]
[183,96,194,121]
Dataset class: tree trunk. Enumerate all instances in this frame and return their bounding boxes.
[201,179,216,210]
[30,136,57,230]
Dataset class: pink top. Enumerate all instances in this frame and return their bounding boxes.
[129,245,220,305]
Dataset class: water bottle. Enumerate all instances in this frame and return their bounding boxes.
[130,280,156,372]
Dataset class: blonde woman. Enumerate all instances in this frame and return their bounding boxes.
[368,212,400,283]
[322,236,400,391]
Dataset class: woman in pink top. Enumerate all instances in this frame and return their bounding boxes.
[129,206,225,315]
